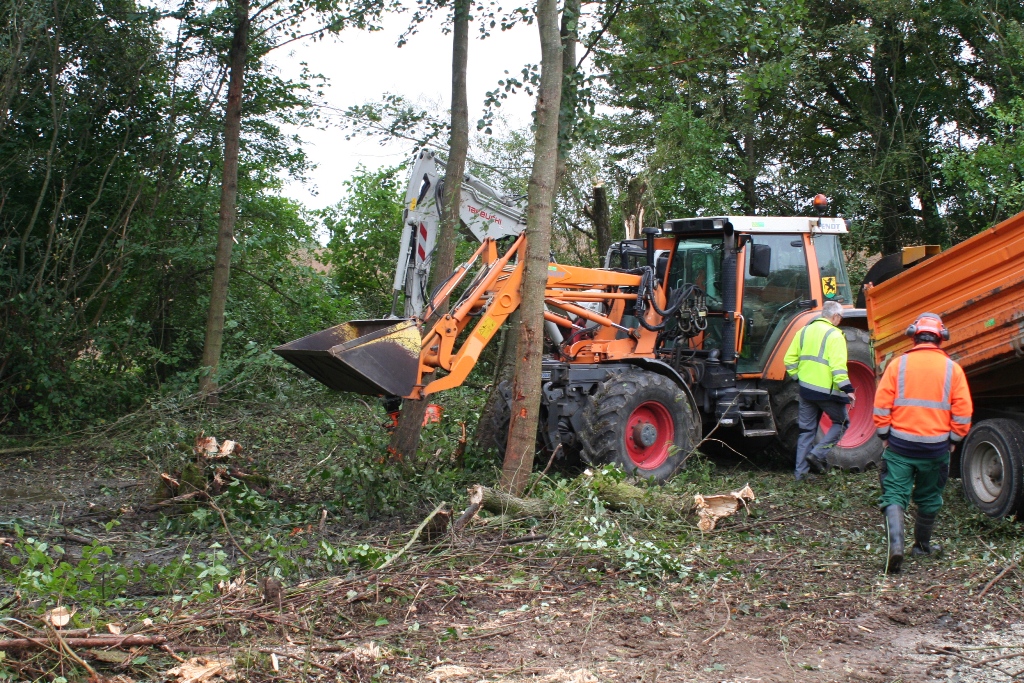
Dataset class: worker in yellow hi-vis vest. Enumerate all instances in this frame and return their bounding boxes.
[783,300,855,481]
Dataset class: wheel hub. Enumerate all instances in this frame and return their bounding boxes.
[632,422,658,448]
[820,360,876,449]
[624,401,675,470]
[970,441,1005,503]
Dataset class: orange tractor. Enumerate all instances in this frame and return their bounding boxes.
[277,215,882,481]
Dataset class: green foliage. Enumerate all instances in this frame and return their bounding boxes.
[7,525,139,610]
[942,98,1024,234]
[596,0,1024,253]
[321,165,406,318]
[0,0,353,432]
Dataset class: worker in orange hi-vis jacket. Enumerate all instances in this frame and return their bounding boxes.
[873,312,973,574]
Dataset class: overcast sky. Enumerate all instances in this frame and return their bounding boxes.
[269,10,541,211]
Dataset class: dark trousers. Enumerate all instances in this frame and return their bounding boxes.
[795,398,848,479]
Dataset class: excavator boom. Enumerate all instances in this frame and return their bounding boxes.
[391,150,526,317]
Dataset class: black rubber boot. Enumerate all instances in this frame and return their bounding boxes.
[884,505,905,574]
[912,512,941,556]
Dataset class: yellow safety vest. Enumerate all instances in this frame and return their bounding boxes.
[784,318,851,398]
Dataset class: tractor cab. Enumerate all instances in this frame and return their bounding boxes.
[605,215,877,467]
[609,215,853,374]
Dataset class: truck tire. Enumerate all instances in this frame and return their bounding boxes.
[579,369,697,482]
[770,328,884,472]
[960,419,1024,519]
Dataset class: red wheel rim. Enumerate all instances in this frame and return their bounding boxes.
[821,360,876,448]
[624,401,674,469]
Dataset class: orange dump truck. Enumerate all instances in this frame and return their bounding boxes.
[865,210,1024,519]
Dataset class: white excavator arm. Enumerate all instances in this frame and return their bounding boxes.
[390,150,526,317]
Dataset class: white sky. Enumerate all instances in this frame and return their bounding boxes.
[269,10,541,210]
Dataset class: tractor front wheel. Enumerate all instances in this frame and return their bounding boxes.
[579,369,697,482]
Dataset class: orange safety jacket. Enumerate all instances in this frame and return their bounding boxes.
[873,344,973,458]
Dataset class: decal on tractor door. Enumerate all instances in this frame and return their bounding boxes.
[822,276,838,299]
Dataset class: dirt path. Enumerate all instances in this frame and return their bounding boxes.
[2,447,1022,682]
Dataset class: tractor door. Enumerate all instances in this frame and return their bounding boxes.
[738,234,813,373]
[668,237,725,351]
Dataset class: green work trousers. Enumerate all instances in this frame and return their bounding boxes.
[878,448,950,517]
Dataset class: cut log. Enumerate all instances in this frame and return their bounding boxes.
[588,475,692,518]
[469,484,552,518]
[0,635,168,652]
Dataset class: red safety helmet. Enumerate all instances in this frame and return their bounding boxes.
[906,312,949,341]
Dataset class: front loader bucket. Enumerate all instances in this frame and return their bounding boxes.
[273,319,421,397]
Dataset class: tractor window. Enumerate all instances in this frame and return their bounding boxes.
[739,235,812,373]
[812,234,853,304]
[668,237,725,351]
[668,237,724,310]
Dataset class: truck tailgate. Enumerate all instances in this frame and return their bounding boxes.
[864,210,1024,401]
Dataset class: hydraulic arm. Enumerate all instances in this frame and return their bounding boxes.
[275,233,679,400]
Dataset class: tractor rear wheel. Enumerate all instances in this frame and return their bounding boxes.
[579,369,697,482]
[771,327,884,472]
[960,418,1024,519]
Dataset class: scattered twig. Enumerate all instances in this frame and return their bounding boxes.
[494,534,548,547]
[978,561,1018,598]
[976,650,1024,666]
[525,444,562,497]
[405,580,432,622]
[207,499,253,561]
[257,648,334,673]
[579,597,599,657]
[161,643,186,662]
[377,501,447,571]
[50,627,99,680]
[139,491,208,511]
[0,445,51,456]
[702,597,731,645]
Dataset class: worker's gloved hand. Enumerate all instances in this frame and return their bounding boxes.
[949,442,956,453]
[847,391,856,406]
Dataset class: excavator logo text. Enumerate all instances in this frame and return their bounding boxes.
[467,205,501,224]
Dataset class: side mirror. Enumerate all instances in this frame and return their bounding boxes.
[749,243,771,278]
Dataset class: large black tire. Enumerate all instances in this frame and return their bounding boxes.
[579,369,698,482]
[960,419,1024,520]
[771,327,884,472]
[487,382,552,464]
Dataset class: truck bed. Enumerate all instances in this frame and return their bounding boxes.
[864,210,1024,405]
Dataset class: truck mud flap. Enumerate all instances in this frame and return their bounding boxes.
[273,319,421,397]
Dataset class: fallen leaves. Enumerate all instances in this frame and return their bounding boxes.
[165,657,235,683]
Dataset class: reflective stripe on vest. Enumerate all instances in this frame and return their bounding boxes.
[798,324,836,365]
[894,355,953,410]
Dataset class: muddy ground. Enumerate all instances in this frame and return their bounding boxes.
[2,433,1022,682]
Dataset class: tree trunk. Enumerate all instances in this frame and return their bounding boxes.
[501,0,563,496]
[198,0,250,399]
[554,0,580,184]
[473,309,520,452]
[388,0,471,460]
[587,183,611,262]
